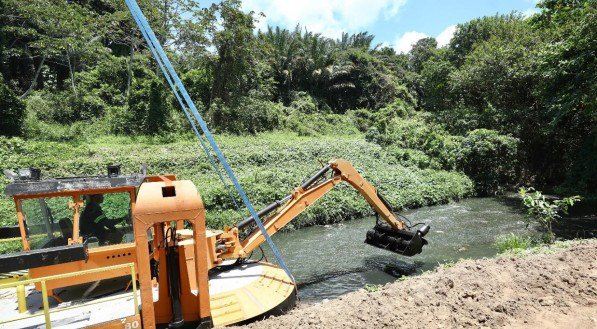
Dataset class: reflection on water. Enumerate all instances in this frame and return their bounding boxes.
[264,197,528,303]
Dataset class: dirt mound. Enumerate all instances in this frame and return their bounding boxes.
[234,240,597,329]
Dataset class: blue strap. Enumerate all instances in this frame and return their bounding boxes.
[124,0,294,282]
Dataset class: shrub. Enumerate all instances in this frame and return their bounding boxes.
[285,112,360,137]
[24,118,84,142]
[210,98,284,134]
[365,114,460,171]
[385,146,439,169]
[25,91,56,121]
[371,99,413,135]
[519,187,581,243]
[105,105,135,135]
[68,93,106,121]
[128,76,173,135]
[0,239,22,255]
[0,75,25,137]
[457,129,518,195]
[182,67,212,107]
[424,133,462,171]
[347,108,376,132]
[366,115,435,148]
[288,91,318,114]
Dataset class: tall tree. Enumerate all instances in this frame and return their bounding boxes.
[408,37,437,73]
[207,0,258,107]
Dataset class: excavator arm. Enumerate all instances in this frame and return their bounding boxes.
[233,159,430,258]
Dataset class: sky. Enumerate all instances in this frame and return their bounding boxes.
[203,0,541,53]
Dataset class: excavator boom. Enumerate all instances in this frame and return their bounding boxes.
[231,159,429,259]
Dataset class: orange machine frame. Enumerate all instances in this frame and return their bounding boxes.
[12,160,410,288]
[12,175,174,292]
[15,186,137,292]
[133,178,212,329]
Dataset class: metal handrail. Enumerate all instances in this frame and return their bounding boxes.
[0,263,138,329]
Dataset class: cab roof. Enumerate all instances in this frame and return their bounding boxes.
[4,175,145,197]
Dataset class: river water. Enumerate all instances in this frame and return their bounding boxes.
[264,197,529,303]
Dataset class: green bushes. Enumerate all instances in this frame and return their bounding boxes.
[384,147,438,169]
[457,129,518,195]
[519,187,581,243]
[288,92,319,114]
[127,77,173,135]
[182,67,212,107]
[0,133,474,230]
[365,114,461,171]
[284,112,360,137]
[209,98,284,134]
[364,115,519,195]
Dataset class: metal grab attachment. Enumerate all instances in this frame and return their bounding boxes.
[365,222,430,257]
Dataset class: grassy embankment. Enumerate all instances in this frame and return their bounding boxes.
[0,132,474,253]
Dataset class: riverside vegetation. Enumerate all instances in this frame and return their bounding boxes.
[0,1,595,253]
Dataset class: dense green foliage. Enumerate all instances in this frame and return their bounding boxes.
[417,2,596,198]
[0,75,25,136]
[0,133,474,231]
[457,130,518,195]
[0,0,594,246]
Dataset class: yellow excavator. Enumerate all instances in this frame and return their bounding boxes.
[0,159,429,328]
[0,3,432,328]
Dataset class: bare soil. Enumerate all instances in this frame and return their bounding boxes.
[235,240,597,329]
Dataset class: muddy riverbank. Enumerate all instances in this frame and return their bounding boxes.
[234,239,597,329]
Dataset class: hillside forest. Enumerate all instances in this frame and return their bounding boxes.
[0,0,595,236]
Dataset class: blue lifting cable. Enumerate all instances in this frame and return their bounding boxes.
[124,0,294,282]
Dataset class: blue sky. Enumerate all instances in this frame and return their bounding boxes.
[203,0,541,53]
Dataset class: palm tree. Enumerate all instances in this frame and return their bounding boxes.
[334,32,376,51]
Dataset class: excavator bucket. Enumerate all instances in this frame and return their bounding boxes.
[365,223,429,257]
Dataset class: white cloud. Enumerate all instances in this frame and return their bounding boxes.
[522,8,540,18]
[393,25,457,53]
[242,0,407,38]
[436,25,456,48]
[394,31,428,53]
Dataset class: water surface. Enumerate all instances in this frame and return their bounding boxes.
[265,197,528,303]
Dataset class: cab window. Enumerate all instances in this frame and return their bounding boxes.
[80,192,133,248]
[21,197,73,249]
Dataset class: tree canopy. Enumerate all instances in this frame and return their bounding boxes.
[0,0,595,198]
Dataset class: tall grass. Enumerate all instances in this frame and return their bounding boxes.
[495,233,535,253]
